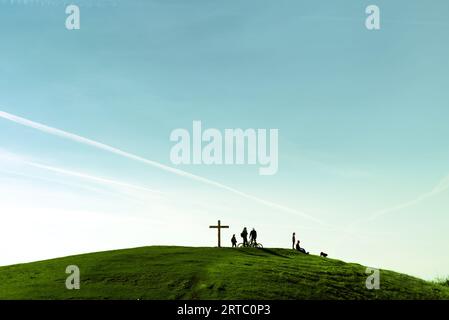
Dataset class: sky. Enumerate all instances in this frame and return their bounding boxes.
[0,0,448,280]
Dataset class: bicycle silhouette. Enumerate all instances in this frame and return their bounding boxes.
[238,241,263,248]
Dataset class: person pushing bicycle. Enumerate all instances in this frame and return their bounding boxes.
[249,228,257,245]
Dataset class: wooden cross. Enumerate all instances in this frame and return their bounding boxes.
[209,220,229,248]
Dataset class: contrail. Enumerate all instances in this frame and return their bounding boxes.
[24,160,164,197]
[0,150,163,196]
[0,110,325,225]
[363,173,449,223]
[339,173,449,236]
[330,172,449,248]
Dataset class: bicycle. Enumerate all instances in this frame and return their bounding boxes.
[237,241,263,248]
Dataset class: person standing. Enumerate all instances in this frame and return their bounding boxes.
[292,232,296,249]
[231,234,237,247]
[241,227,248,247]
[249,228,257,245]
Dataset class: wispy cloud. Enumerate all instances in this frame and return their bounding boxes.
[0,150,163,198]
[338,173,449,236]
[0,110,325,225]
[364,173,449,222]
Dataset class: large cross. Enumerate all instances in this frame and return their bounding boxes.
[209,220,229,248]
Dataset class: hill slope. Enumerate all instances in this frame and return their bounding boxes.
[0,246,447,300]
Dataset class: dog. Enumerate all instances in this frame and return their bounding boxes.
[320,252,328,258]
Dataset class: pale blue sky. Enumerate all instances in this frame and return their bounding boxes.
[0,0,448,279]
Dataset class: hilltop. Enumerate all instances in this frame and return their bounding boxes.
[0,246,447,300]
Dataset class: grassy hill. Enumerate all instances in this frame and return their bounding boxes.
[0,246,447,300]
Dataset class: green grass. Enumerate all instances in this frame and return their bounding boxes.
[435,277,449,287]
[0,246,448,300]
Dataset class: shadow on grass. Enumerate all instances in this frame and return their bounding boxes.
[259,248,291,259]
[235,248,290,259]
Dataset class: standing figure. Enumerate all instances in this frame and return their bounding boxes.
[231,234,237,247]
[241,227,248,247]
[250,228,257,245]
[292,232,296,249]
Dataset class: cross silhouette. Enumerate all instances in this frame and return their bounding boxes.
[209,220,229,248]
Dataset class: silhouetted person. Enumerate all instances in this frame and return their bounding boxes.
[241,227,248,247]
[231,234,237,247]
[250,228,257,245]
[296,240,309,254]
[292,232,296,249]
